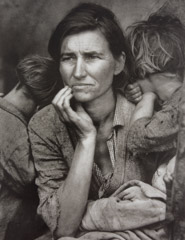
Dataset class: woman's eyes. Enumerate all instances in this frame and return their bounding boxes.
[61,56,75,62]
[85,55,100,60]
[60,55,100,62]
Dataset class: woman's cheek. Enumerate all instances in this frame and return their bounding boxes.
[60,66,72,86]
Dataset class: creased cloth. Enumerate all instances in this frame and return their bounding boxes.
[127,87,181,153]
[36,226,167,240]
[0,98,35,195]
[81,180,166,232]
[29,92,172,238]
[0,97,45,240]
[58,227,167,240]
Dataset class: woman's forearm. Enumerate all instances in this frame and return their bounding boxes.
[55,134,96,238]
[81,181,166,232]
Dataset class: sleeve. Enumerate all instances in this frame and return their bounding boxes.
[127,92,180,153]
[0,125,35,196]
[28,117,69,234]
[77,228,167,240]
[81,180,166,232]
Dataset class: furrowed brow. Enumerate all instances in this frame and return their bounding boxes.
[83,51,103,56]
[60,52,75,58]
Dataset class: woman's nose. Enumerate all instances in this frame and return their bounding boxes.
[73,58,86,79]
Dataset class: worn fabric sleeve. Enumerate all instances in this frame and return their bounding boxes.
[127,90,181,153]
[76,227,168,240]
[0,122,35,196]
[28,112,69,234]
[81,180,166,232]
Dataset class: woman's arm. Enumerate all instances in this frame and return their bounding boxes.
[51,87,97,238]
[56,135,96,237]
[29,106,96,238]
[80,180,166,232]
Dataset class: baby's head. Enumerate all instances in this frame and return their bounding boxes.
[128,14,185,81]
[152,156,176,193]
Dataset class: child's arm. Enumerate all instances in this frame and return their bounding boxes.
[124,82,157,126]
[127,81,180,153]
[125,83,143,103]
[130,92,157,126]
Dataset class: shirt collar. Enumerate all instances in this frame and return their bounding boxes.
[0,97,28,125]
[112,91,135,129]
[112,92,126,128]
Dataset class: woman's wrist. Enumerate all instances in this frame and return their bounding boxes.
[79,130,97,144]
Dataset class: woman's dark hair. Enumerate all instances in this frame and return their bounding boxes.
[127,14,185,80]
[16,55,63,108]
[48,2,134,88]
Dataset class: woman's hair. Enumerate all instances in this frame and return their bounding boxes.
[128,14,185,80]
[16,55,63,107]
[48,2,134,88]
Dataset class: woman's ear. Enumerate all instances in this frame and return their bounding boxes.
[114,52,126,75]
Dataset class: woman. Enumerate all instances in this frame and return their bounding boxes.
[29,3,168,240]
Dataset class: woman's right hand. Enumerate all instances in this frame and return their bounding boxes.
[52,86,97,139]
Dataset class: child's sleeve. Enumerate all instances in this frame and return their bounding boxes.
[127,90,180,153]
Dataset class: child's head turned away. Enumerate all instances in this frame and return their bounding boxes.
[128,14,185,81]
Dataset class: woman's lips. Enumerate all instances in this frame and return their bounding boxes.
[72,84,93,89]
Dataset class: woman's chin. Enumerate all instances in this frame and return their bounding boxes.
[73,93,93,103]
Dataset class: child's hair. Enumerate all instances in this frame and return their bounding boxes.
[127,14,185,80]
[16,55,63,107]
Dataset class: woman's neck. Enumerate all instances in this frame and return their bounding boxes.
[82,88,116,126]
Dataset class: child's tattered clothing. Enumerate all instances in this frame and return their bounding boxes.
[127,87,181,153]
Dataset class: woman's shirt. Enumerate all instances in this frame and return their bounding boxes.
[29,92,162,234]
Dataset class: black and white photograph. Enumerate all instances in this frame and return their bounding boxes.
[0,0,185,239]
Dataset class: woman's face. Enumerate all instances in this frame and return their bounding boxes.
[59,30,124,103]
